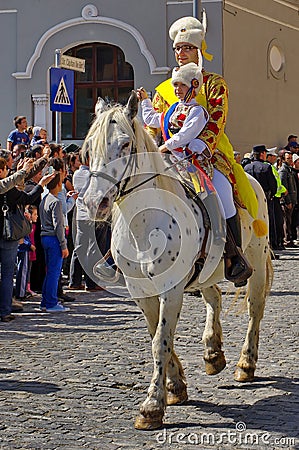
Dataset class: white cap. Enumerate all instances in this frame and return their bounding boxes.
[171,62,203,95]
[266,147,278,156]
[292,153,299,163]
[169,16,205,49]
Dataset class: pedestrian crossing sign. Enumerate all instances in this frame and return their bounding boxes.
[50,67,74,112]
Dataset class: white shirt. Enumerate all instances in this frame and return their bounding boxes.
[141,98,208,158]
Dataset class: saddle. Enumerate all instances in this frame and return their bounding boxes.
[168,162,226,287]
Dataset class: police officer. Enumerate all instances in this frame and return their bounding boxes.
[245,145,277,256]
[244,145,277,200]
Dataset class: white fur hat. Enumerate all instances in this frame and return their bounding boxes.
[169,16,205,49]
[171,62,203,95]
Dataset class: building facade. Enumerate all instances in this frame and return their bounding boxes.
[0,0,298,152]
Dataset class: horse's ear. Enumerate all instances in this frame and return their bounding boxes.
[125,91,138,120]
[95,97,106,116]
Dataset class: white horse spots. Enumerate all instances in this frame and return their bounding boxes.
[82,92,273,430]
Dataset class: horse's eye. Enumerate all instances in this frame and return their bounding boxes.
[121,143,130,150]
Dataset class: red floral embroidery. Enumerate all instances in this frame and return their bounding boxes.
[207,122,219,134]
[209,98,223,107]
[177,114,186,121]
[207,137,214,144]
[211,111,223,121]
[218,86,225,95]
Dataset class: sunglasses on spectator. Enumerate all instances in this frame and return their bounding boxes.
[173,45,198,53]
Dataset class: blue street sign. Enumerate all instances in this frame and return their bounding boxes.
[50,67,74,112]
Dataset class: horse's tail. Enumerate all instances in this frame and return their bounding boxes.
[264,251,274,299]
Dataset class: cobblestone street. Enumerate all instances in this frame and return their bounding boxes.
[0,248,298,449]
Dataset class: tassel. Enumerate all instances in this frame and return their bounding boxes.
[201,39,213,62]
[252,219,268,237]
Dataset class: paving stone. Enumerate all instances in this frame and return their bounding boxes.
[0,249,298,449]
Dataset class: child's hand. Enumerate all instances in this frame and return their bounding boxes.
[24,210,31,221]
[159,144,168,153]
[136,87,148,101]
[30,245,36,252]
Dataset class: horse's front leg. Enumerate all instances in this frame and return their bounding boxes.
[235,251,272,382]
[201,285,226,375]
[135,287,184,430]
[135,296,187,409]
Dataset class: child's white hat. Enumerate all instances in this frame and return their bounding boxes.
[171,62,203,95]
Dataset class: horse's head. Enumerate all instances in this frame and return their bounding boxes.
[82,91,138,220]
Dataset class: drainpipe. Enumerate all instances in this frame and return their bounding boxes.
[193,0,202,18]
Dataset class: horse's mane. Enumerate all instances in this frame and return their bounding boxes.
[82,101,185,199]
[81,103,159,170]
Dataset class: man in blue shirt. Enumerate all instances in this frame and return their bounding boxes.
[7,116,30,151]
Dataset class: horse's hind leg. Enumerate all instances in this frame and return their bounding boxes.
[235,250,272,382]
[201,285,226,375]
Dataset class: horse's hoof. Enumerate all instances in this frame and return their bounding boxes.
[167,389,188,406]
[204,352,226,375]
[234,366,255,382]
[134,413,164,430]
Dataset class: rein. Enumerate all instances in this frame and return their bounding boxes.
[92,152,195,200]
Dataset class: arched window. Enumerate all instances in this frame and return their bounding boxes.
[61,43,134,140]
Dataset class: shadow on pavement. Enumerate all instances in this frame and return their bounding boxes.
[0,379,61,394]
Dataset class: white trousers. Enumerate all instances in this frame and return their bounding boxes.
[212,169,236,219]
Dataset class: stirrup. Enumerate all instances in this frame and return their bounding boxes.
[93,261,120,283]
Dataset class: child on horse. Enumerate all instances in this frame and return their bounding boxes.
[137,61,253,287]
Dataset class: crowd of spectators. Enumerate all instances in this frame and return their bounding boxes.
[237,134,299,256]
[1,115,298,322]
[0,116,104,322]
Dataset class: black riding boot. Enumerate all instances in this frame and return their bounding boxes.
[224,213,253,287]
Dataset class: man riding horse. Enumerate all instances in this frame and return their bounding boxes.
[147,16,263,287]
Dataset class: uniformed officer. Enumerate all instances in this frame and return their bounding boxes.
[244,145,277,200]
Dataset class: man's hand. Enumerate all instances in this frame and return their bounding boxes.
[67,190,79,200]
[38,171,56,187]
[136,87,148,101]
[62,248,69,259]
[17,157,34,172]
[42,145,51,159]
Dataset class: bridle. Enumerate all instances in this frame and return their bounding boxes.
[89,118,196,202]
[89,136,139,202]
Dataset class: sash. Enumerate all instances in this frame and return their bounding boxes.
[161,102,178,142]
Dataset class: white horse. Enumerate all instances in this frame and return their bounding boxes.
[82,92,273,430]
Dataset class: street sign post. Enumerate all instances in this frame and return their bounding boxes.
[50,67,74,113]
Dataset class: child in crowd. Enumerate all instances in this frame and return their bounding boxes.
[30,126,48,148]
[15,205,38,300]
[27,205,38,295]
[39,158,69,312]
[15,236,33,301]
